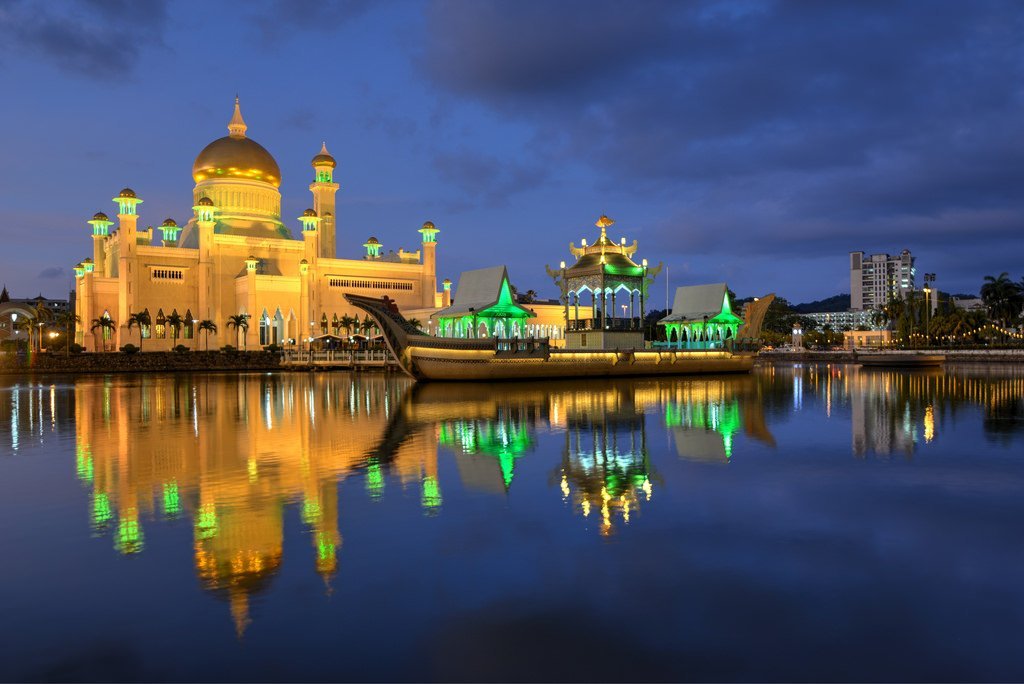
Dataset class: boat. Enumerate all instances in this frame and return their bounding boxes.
[345,294,757,382]
[855,351,946,368]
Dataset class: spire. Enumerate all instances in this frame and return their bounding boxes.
[0,285,8,303]
[319,141,329,156]
[228,95,247,138]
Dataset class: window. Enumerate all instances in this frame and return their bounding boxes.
[183,310,194,339]
[151,268,184,281]
[328,277,414,291]
[155,309,166,339]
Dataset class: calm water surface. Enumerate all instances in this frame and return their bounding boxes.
[1,365,1023,682]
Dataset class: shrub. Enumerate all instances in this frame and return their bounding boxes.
[173,344,190,353]
[119,344,140,355]
[220,345,237,353]
[68,343,84,355]
[263,343,282,353]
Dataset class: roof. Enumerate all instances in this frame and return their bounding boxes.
[431,266,534,320]
[660,283,742,324]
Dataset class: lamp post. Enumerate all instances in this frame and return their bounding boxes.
[922,273,936,347]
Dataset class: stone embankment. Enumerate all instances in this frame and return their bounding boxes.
[0,350,282,375]
[759,349,1024,364]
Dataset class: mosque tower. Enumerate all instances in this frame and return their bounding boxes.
[310,143,339,258]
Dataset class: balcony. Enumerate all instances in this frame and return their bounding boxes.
[566,318,641,332]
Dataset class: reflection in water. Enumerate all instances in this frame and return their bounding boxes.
[1,364,1021,637]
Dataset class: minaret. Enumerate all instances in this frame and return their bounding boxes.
[87,212,112,276]
[193,197,218,325]
[114,188,142,347]
[299,209,321,332]
[160,218,180,247]
[418,221,439,308]
[309,143,339,258]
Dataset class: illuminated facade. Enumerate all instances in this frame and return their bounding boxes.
[72,98,445,351]
[659,283,743,349]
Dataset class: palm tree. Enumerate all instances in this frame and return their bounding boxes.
[339,314,356,336]
[126,310,151,351]
[407,318,423,332]
[90,316,116,351]
[361,315,375,338]
[226,314,250,349]
[51,311,80,356]
[166,311,184,347]
[198,320,217,351]
[13,317,34,351]
[981,273,1023,327]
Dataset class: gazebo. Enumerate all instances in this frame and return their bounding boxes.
[547,216,661,350]
[431,266,535,338]
[658,283,743,349]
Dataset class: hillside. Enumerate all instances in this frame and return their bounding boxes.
[791,293,850,313]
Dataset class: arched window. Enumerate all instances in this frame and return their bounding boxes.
[141,308,151,339]
[155,309,166,339]
[183,310,194,339]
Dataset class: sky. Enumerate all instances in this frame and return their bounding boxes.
[0,0,1021,305]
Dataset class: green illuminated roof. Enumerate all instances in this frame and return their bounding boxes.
[660,283,742,324]
[431,265,535,320]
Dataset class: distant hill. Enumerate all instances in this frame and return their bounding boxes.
[792,294,850,313]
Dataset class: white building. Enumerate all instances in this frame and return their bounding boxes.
[803,309,880,330]
[850,250,915,311]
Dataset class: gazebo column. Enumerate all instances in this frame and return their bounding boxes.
[610,290,616,326]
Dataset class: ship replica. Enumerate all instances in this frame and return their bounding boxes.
[346,216,771,383]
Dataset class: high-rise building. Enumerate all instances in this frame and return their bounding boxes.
[849,250,915,311]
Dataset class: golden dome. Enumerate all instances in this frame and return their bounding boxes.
[160,218,177,228]
[301,208,318,217]
[196,197,214,206]
[311,141,336,168]
[91,212,109,222]
[192,98,281,187]
[365,236,380,244]
[118,188,136,198]
[422,221,435,230]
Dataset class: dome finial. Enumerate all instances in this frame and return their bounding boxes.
[228,96,247,138]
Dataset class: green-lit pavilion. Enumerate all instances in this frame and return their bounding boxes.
[548,215,662,350]
[659,283,743,349]
[430,266,534,338]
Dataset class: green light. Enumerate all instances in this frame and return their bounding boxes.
[76,444,94,483]
[162,482,180,518]
[366,460,384,500]
[195,503,218,540]
[421,476,442,511]
[316,531,336,563]
[302,496,321,525]
[91,491,112,529]
[115,509,144,555]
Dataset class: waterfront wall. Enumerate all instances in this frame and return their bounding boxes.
[759,350,1024,364]
[0,351,282,375]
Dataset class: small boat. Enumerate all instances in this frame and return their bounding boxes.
[856,352,946,368]
[345,294,756,382]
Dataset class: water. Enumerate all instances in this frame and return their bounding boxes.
[0,365,1023,682]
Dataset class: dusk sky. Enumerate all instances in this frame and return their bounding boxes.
[1,0,1021,304]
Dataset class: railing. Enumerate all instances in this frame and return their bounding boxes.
[566,318,641,332]
[281,349,398,366]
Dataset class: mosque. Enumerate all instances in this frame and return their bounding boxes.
[72,98,449,351]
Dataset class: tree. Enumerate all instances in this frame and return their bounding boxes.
[407,318,423,332]
[339,314,357,336]
[165,311,184,347]
[981,273,1023,327]
[198,320,217,351]
[226,314,250,350]
[90,316,116,351]
[126,310,151,352]
[13,317,34,351]
[53,311,81,356]
[361,315,375,337]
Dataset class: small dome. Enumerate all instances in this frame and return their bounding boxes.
[422,221,435,230]
[302,208,318,217]
[365,236,380,244]
[311,142,336,168]
[91,212,109,222]
[161,218,177,228]
[83,257,94,264]
[118,188,136,199]
[196,197,214,207]
[300,258,308,265]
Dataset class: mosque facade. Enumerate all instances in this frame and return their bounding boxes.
[72,98,448,351]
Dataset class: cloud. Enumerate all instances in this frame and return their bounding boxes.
[432,150,547,209]
[250,0,372,42]
[418,0,1024,290]
[0,0,169,79]
[39,267,66,280]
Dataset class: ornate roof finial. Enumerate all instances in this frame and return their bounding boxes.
[596,215,614,241]
[228,95,247,138]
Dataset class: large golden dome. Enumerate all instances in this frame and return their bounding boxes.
[192,98,281,187]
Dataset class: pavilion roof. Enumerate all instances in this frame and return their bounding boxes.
[660,283,742,324]
[431,265,534,320]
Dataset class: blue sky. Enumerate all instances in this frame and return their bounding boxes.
[1,0,1021,304]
